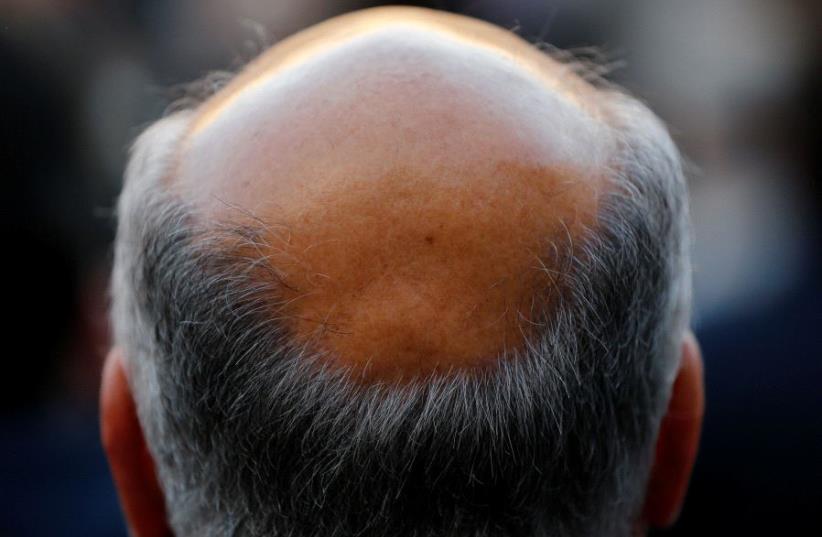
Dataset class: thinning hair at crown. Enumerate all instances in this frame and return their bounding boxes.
[110,25,691,537]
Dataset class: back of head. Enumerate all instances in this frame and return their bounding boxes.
[110,7,691,537]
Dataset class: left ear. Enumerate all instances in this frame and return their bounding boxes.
[642,330,705,529]
[100,348,173,537]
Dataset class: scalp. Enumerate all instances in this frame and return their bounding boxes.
[169,7,614,380]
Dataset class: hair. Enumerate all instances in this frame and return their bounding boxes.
[111,51,691,537]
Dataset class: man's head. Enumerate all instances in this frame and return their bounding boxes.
[102,7,703,537]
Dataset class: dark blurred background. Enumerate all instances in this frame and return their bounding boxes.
[1,1,819,535]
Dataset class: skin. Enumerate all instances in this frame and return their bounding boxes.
[173,7,612,380]
[101,7,705,536]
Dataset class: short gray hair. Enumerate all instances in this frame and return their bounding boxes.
[111,63,690,537]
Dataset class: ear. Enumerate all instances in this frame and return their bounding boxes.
[642,331,705,529]
[100,348,173,537]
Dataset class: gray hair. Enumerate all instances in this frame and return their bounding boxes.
[111,63,690,537]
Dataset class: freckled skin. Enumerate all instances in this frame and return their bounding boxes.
[173,7,613,381]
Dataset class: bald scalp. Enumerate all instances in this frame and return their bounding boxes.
[114,8,691,536]
[163,7,613,380]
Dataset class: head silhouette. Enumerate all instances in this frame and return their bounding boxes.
[102,7,703,537]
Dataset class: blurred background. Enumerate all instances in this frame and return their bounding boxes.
[0,1,819,535]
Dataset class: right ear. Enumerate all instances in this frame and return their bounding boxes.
[642,331,705,529]
[100,348,173,537]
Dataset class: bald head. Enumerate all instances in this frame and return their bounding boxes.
[111,8,693,537]
[171,7,611,380]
